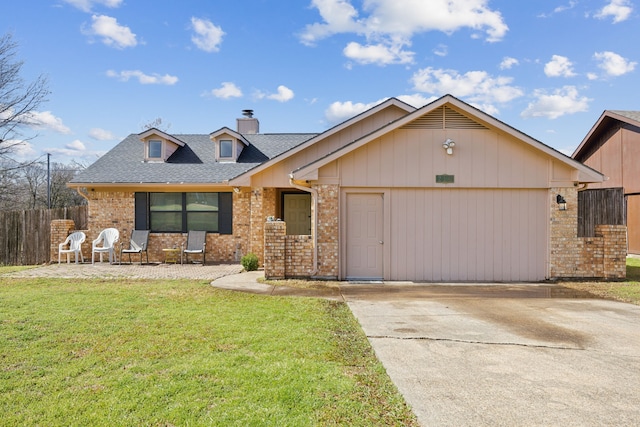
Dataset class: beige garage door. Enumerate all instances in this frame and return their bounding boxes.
[386,188,548,282]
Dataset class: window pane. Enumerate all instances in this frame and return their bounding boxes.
[187,212,218,231]
[149,140,162,158]
[220,140,233,158]
[151,212,182,232]
[150,193,182,211]
[187,193,218,211]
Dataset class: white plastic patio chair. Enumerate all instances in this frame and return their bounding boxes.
[92,228,120,264]
[58,231,86,264]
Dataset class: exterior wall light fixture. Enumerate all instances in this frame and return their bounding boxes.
[443,138,455,155]
[556,194,567,210]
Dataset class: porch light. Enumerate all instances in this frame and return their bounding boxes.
[556,194,567,211]
[443,138,455,155]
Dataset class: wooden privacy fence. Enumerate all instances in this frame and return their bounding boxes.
[0,206,87,266]
[578,188,625,237]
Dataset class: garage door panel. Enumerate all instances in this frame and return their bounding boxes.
[389,189,548,281]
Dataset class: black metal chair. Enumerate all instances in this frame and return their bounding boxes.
[119,230,150,265]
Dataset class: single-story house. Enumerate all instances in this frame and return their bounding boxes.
[67,94,626,281]
[572,110,640,253]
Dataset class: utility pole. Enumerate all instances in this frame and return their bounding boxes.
[47,153,51,209]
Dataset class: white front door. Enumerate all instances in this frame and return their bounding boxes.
[346,193,384,280]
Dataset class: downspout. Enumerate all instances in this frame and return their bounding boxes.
[289,174,318,277]
[75,187,90,201]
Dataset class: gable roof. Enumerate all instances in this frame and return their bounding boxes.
[138,128,186,147]
[572,110,640,162]
[290,94,604,183]
[69,132,316,186]
[209,127,250,146]
[228,97,415,185]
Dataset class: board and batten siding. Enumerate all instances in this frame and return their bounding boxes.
[387,188,548,281]
[335,128,557,188]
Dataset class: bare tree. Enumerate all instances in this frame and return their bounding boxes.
[0,159,86,211]
[22,161,47,209]
[50,161,86,208]
[0,32,50,158]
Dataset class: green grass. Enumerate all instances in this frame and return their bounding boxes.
[0,278,417,426]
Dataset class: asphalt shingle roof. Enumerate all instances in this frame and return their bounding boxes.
[610,110,640,124]
[70,132,317,185]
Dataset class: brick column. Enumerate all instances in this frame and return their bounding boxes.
[597,225,627,279]
[264,220,286,279]
[50,219,76,262]
[315,184,339,278]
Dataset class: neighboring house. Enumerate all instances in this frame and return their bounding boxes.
[572,110,640,253]
[68,94,626,281]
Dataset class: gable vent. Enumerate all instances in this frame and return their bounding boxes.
[401,106,488,130]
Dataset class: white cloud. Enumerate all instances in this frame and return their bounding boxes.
[521,86,591,119]
[538,1,578,17]
[544,55,576,77]
[106,70,178,85]
[595,0,633,23]
[499,57,519,70]
[433,44,448,57]
[397,94,438,108]
[63,0,123,12]
[593,51,637,76]
[3,140,36,158]
[207,82,243,99]
[324,94,437,124]
[67,140,86,151]
[300,0,508,66]
[257,85,295,102]
[325,98,386,124]
[89,128,116,140]
[83,14,137,49]
[410,67,523,114]
[22,111,72,134]
[48,139,107,159]
[191,17,225,52]
[343,41,414,65]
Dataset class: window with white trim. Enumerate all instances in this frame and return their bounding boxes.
[219,139,233,159]
[148,139,162,159]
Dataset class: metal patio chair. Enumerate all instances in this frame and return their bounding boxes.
[119,229,150,265]
[182,230,207,265]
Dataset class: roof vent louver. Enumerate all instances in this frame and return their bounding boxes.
[401,106,488,130]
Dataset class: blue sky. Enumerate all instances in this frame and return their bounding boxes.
[1,0,637,164]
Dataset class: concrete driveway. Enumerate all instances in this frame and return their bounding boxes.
[342,283,640,427]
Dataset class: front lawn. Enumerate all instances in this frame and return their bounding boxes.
[0,278,417,426]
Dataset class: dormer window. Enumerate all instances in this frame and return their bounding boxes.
[148,140,162,159]
[209,128,250,163]
[219,139,233,159]
[139,128,185,163]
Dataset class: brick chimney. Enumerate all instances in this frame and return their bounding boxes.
[237,109,259,134]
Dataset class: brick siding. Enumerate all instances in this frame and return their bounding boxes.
[549,187,626,279]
